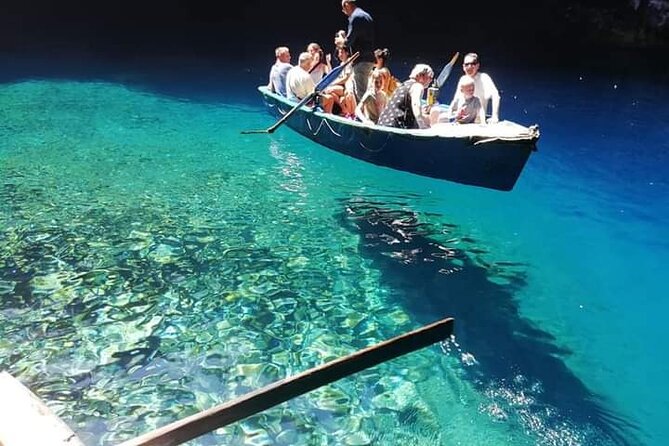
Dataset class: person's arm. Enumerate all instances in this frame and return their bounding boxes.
[305,75,316,97]
[489,94,500,123]
[410,82,430,129]
[447,97,460,122]
[450,76,464,110]
[330,66,350,87]
[334,19,355,49]
[309,53,320,72]
[286,70,298,101]
[334,30,346,48]
[482,73,500,123]
[355,92,373,124]
[340,66,353,86]
[267,66,274,92]
[455,104,469,123]
[345,16,357,48]
[477,99,486,124]
[342,14,366,51]
[325,54,332,73]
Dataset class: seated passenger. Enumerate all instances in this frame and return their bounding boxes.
[334,30,347,49]
[286,52,335,112]
[373,48,389,72]
[267,46,292,96]
[355,70,388,124]
[286,52,315,101]
[451,52,500,123]
[371,48,398,96]
[377,67,398,97]
[323,46,356,117]
[377,64,434,129]
[430,76,484,124]
[307,42,331,84]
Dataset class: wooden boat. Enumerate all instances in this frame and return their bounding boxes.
[256,85,540,191]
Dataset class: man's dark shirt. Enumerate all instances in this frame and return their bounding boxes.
[346,7,375,62]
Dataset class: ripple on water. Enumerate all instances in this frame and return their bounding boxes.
[0,80,629,446]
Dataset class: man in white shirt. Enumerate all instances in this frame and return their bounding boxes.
[286,52,335,112]
[450,53,501,123]
[286,52,316,101]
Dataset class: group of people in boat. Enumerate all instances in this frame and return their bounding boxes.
[266,0,501,129]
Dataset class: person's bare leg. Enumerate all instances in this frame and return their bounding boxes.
[342,92,357,116]
[430,107,440,125]
[320,94,335,114]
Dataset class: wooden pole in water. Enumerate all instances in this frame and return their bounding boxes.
[0,372,85,446]
[118,317,454,446]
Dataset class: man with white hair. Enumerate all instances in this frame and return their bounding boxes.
[286,52,315,101]
[267,46,292,96]
[286,52,335,112]
[377,64,434,129]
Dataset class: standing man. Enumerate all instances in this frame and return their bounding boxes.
[450,52,501,123]
[335,0,375,102]
[268,46,292,96]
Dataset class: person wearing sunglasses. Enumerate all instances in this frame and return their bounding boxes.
[451,53,500,124]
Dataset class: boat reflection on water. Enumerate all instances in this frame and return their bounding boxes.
[339,197,638,446]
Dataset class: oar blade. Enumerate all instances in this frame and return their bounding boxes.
[436,52,460,88]
[314,52,360,92]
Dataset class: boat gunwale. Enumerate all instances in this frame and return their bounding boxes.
[257,86,540,143]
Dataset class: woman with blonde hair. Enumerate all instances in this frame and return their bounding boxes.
[355,70,388,124]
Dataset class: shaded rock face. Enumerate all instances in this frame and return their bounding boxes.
[632,0,669,39]
[0,0,666,58]
[561,0,669,46]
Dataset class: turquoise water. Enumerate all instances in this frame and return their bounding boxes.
[1,61,667,446]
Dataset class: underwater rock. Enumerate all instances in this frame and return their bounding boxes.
[343,431,372,445]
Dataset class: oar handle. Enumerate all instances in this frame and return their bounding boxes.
[240,129,273,135]
[118,317,454,446]
[266,91,316,133]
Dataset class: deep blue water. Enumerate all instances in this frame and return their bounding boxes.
[1,52,668,445]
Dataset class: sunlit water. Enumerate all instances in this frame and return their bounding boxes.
[1,56,667,446]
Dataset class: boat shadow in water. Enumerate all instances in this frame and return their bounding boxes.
[338,198,639,446]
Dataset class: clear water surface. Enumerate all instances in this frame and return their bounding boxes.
[0,54,667,446]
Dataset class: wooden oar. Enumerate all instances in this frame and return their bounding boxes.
[436,52,460,88]
[241,52,360,135]
[118,317,454,446]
